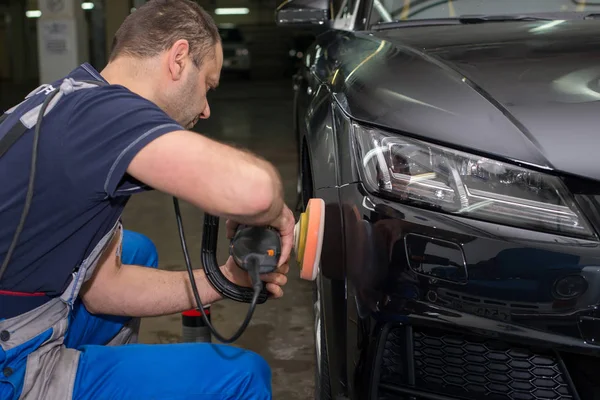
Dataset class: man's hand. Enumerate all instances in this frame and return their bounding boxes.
[226,203,296,267]
[220,256,289,298]
[269,204,295,267]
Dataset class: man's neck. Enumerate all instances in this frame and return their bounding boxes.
[100,57,161,104]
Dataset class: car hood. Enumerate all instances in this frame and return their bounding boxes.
[327,20,600,181]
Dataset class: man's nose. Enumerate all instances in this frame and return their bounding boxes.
[200,103,210,119]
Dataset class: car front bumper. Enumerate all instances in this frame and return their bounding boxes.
[333,182,600,400]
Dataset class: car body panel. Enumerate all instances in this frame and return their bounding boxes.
[306,83,340,189]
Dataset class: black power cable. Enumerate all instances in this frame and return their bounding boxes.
[172,197,262,343]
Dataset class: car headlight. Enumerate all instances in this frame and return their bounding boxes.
[353,123,596,239]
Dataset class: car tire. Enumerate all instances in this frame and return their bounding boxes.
[314,275,332,400]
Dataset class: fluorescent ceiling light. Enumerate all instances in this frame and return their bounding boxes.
[26,10,42,18]
[26,2,94,17]
[215,7,249,15]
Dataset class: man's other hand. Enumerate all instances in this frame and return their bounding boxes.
[221,256,289,299]
[270,204,295,267]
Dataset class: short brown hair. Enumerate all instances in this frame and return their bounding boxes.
[108,0,220,67]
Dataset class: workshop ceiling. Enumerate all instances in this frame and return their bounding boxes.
[18,0,274,11]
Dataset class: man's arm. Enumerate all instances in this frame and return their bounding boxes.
[80,229,289,316]
[126,129,285,227]
[127,129,297,265]
[80,229,222,316]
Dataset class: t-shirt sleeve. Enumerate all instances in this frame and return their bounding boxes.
[62,85,184,198]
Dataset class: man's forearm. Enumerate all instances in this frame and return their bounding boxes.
[127,130,286,227]
[81,263,222,317]
[226,157,285,226]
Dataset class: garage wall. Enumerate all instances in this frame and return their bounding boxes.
[0,13,9,80]
[197,0,301,79]
[235,24,298,79]
[0,0,311,110]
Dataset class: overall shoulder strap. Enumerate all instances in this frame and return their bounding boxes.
[0,118,28,158]
[0,78,107,158]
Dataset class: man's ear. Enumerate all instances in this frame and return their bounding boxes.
[167,39,191,81]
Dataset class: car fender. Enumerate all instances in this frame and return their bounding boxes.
[300,87,351,397]
[303,82,340,190]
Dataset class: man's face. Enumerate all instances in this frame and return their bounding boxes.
[163,40,223,129]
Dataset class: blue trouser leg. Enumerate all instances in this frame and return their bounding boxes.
[68,230,272,399]
[73,341,272,400]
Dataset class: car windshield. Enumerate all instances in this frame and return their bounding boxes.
[369,0,600,26]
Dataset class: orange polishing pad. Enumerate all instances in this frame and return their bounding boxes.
[295,198,325,281]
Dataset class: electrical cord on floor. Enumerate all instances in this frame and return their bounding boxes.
[0,89,59,283]
[172,197,261,343]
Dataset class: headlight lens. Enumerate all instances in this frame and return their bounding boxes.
[354,124,596,239]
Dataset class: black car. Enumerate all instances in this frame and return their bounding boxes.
[276,0,600,399]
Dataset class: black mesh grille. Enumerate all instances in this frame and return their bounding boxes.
[380,326,574,400]
[381,327,409,384]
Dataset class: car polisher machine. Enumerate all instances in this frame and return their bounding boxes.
[174,197,325,343]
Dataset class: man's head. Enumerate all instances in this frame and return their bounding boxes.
[103,0,222,128]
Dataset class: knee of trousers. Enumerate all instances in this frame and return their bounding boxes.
[121,230,159,268]
[234,348,272,395]
[198,345,272,397]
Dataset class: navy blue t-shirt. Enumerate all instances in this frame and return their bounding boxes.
[0,63,183,301]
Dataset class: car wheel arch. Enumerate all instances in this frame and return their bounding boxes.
[300,136,354,399]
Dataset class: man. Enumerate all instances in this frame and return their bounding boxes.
[0,1,295,399]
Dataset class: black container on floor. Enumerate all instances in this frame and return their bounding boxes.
[181,307,212,343]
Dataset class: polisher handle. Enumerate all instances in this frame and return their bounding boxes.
[201,214,270,304]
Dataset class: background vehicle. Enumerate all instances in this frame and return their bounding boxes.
[218,24,251,79]
[277,0,600,399]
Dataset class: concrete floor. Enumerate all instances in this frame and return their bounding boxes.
[120,78,316,399]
